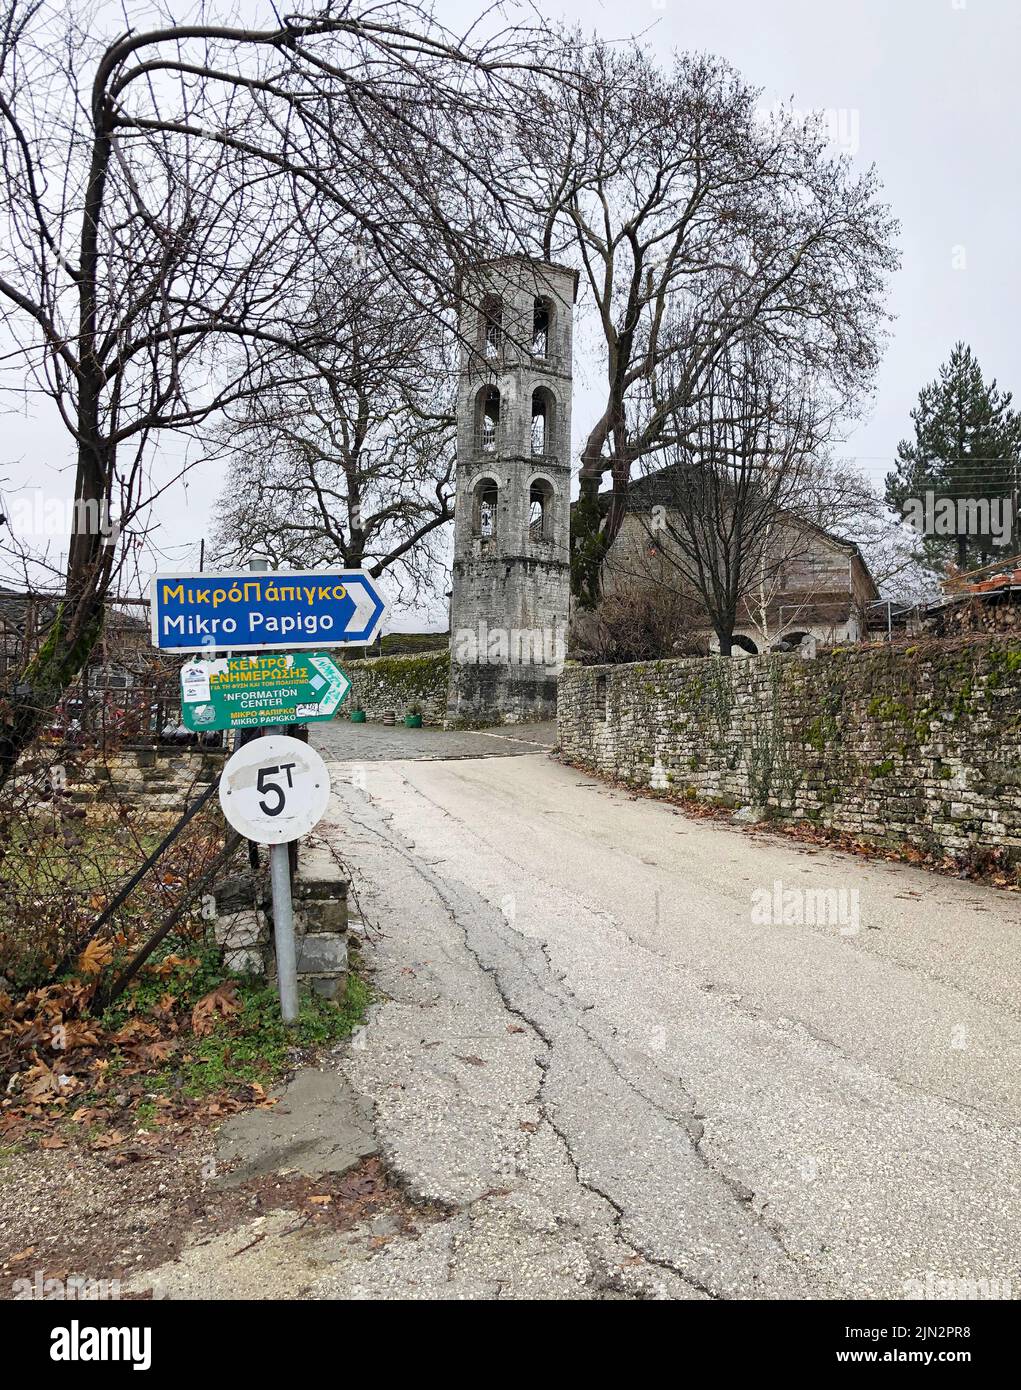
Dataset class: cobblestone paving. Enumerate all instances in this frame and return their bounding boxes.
[312,719,556,763]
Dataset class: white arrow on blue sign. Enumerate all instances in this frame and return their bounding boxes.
[149,568,388,653]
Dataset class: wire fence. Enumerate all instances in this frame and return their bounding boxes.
[0,590,231,988]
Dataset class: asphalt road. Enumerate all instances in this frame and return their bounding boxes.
[311,738,1021,1300]
[313,717,556,761]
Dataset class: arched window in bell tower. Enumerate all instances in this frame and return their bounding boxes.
[529,479,554,542]
[475,386,501,453]
[532,296,553,358]
[481,295,503,357]
[531,387,555,457]
[472,477,499,537]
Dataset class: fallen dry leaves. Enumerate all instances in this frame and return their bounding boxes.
[0,955,274,1152]
[77,937,115,977]
[191,981,241,1038]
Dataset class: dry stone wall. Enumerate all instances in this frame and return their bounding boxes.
[340,651,449,724]
[210,838,350,999]
[557,639,1021,859]
[32,746,225,816]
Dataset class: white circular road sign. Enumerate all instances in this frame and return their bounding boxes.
[218,734,331,845]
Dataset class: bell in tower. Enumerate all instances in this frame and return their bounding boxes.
[447,255,577,725]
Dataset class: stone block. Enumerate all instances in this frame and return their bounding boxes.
[214,874,259,914]
[306,973,348,1001]
[225,946,265,976]
[213,909,265,950]
[301,898,348,933]
[295,932,348,974]
[294,844,348,901]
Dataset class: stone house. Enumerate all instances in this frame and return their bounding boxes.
[0,589,153,684]
[598,469,880,654]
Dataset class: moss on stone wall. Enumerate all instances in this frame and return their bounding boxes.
[558,638,1021,861]
[343,651,449,723]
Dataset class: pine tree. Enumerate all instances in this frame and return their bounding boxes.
[885,343,1020,572]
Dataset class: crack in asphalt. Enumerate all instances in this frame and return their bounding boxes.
[333,792,714,1295]
[393,762,1021,1133]
[333,769,810,1298]
[374,771,820,1274]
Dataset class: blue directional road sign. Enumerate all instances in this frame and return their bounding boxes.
[149,568,388,653]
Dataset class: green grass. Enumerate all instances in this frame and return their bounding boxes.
[0,821,162,889]
[134,1099,159,1127]
[160,978,368,1097]
[99,942,223,1032]
[101,942,371,1100]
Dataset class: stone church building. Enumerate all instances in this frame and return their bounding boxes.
[446,255,577,724]
[599,471,880,654]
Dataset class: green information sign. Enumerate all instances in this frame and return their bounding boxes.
[180,652,351,732]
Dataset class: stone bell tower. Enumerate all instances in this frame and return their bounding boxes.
[447,255,577,724]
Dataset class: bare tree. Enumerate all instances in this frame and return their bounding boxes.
[620,336,828,655]
[574,577,704,665]
[210,250,456,605]
[0,0,547,785]
[606,426,929,653]
[512,41,899,581]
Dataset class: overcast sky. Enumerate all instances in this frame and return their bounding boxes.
[528,0,1020,511]
[2,0,1018,628]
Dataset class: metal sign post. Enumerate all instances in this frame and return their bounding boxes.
[218,735,332,1023]
[268,839,299,1023]
[149,559,384,1024]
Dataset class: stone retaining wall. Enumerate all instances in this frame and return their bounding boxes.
[557,639,1021,859]
[30,746,225,816]
[211,836,351,999]
[97,746,224,811]
[340,650,449,725]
